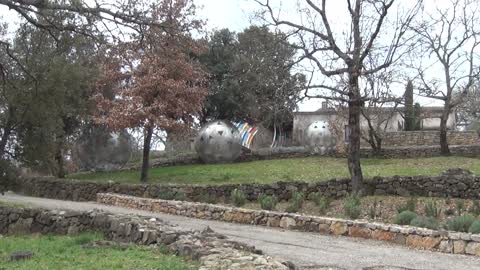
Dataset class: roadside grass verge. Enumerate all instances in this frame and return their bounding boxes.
[0,233,195,270]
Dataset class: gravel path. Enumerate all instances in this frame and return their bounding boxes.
[2,192,480,270]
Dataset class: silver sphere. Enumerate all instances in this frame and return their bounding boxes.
[194,120,242,163]
[305,120,336,154]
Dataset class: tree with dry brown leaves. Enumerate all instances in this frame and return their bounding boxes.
[94,0,207,182]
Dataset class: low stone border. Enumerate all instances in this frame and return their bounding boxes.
[0,206,292,270]
[98,192,480,257]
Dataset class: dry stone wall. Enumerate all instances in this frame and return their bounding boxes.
[15,169,480,202]
[97,192,480,257]
[0,206,292,270]
[378,131,479,147]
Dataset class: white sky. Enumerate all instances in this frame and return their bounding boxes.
[1,0,477,112]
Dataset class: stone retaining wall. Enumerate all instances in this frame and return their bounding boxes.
[0,206,291,270]
[97,192,480,257]
[359,144,480,158]
[379,131,479,147]
[15,169,480,203]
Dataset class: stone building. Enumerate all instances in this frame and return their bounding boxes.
[293,106,458,146]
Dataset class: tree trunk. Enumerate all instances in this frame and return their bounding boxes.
[55,136,66,178]
[347,75,364,194]
[0,127,12,157]
[439,112,450,156]
[140,124,154,182]
[0,112,14,157]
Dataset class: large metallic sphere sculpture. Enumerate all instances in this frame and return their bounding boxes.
[194,120,243,163]
[305,120,336,154]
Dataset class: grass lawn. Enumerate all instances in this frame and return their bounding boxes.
[0,233,195,270]
[69,156,480,185]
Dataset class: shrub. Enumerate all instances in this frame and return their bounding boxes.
[410,216,439,230]
[424,199,440,218]
[198,193,218,204]
[343,193,361,219]
[447,214,476,232]
[173,192,187,201]
[456,199,465,214]
[286,191,305,213]
[309,192,331,215]
[444,208,455,216]
[469,220,480,234]
[394,210,417,225]
[258,194,278,211]
[369,198,379,219]
[396,197,417,213]
[158,191,175,200]
[230,189,247,207]
[469,201,480,216]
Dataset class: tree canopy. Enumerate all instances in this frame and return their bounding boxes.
[201,26,305,129]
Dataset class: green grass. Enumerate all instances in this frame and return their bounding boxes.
[70,156,480,185]
[0,201,28,208]
[0,233,195,270]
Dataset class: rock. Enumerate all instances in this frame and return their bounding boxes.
[465,242,480,256]
[371,230,397,241]
[453,240,467,254]
[438,240,453,253]
[279,217,296,229]
[267,217,280,227]
[254,257,268,265]
[348,227,371,239]
[8,218,33,234]
[406,235,441,250]
[318,224,330,234]
[330,222,348,236]
[10,251,33,261]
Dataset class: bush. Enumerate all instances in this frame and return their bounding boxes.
[258,194,278,211]
[444,208,455,216]
[286,191,305,213]
[309,192,331,215]
[369,198,379,219]
[396,197,417,213]
[173,192,187,201]
[424,199,440,218]
[197,193,218,204]
[230,189,247,207]
[343,193,361,219]
[158,191,175,200]
[410,216,439,230]
[469,220,480,234]
[469,201,480,216]
[456,199,465,214]
[447,214,476,232]
[394,210,417,225]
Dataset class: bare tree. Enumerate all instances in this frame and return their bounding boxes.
[256,0,421,193]
[412,0,480,155]
[360,68,402,154]
[456,81,480,132]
